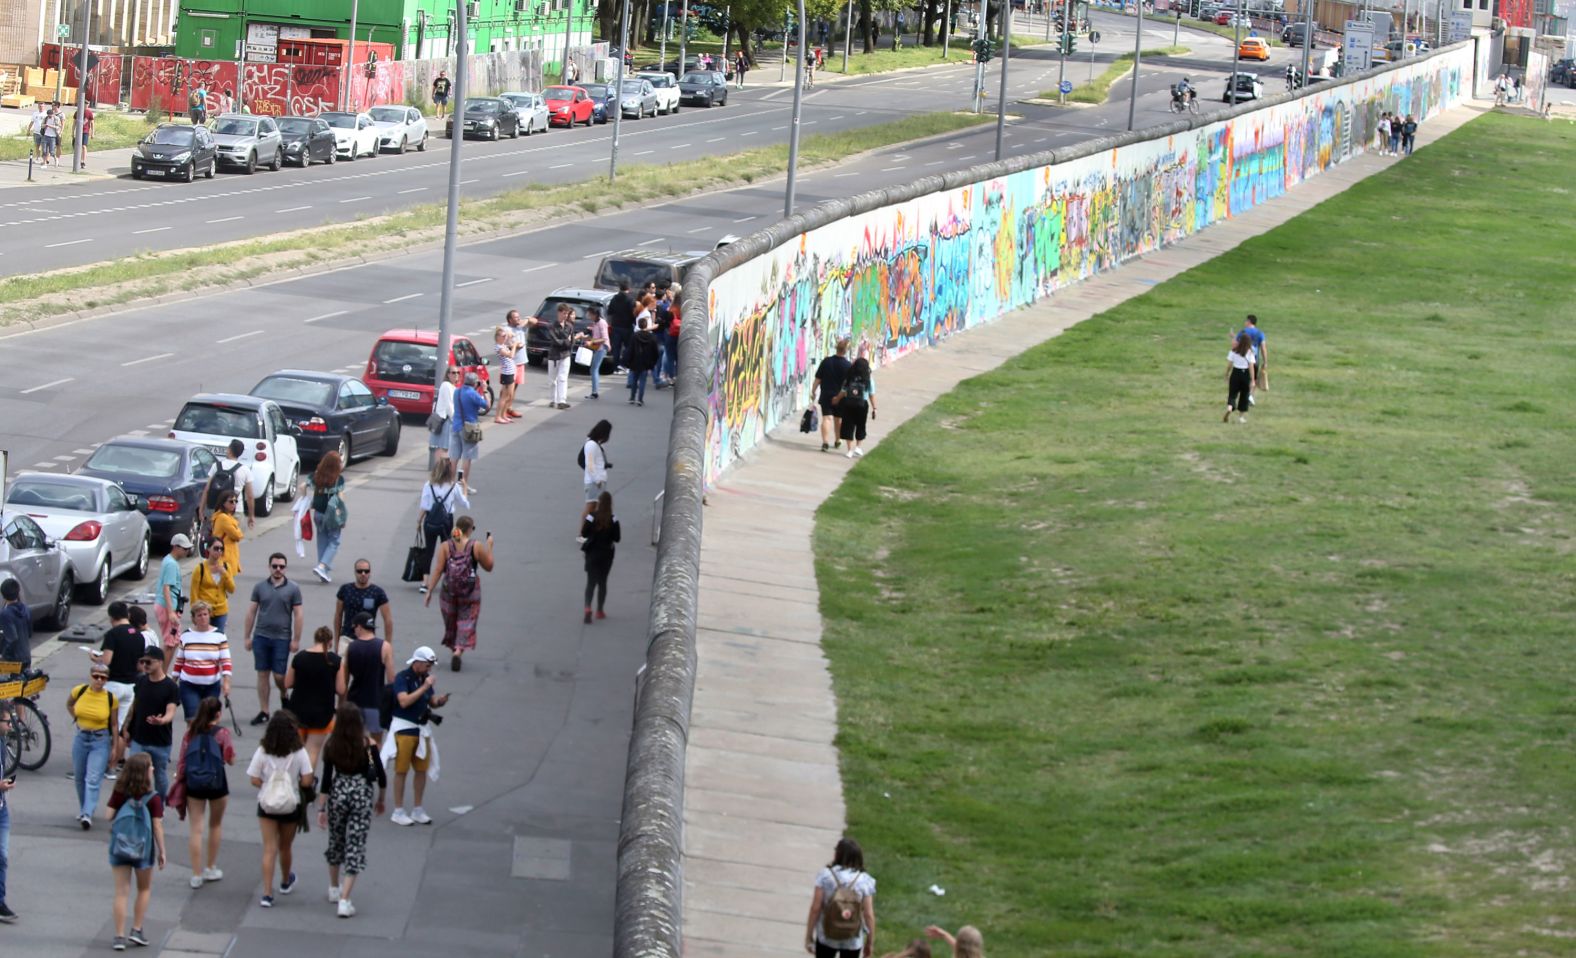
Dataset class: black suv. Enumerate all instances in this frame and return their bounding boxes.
[1552,58,1575,88]
[131,124,217,182]
[679,70,729,107]
[593,249,709,293]
[525,287,618,370]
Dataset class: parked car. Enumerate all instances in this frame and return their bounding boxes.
[498,92,550,135]
[250,370,402,466]
[0,511,74,630]
[618,77,660,118]
[525,288,618,369]
[210,113,284,173]
[1216,11,1253,26]
[447,97,522,139]
[637,72,682,114]
[679,70,729,107]
[2,474,150,605]
[579,83,617,123]
[646,57,703,78]
[544,85,596,126]
[130,124,216,182]
[1550,58,1574,86]
[1199,4,1222,20]
[592,248,708,293]
[1238,37,1271,61]
[168,394,301,518]
[1222,71,1265,101]
[75,437,218,551]
[1281,22,1312,46]
[321,111,380,160]
[369,104,429,153]
[278,115,338,166]
[363,329,494,416]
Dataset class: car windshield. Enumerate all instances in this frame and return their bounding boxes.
[533,297,594,325]
[147,127,194,146]
[213,118,257,136]
[370,106,406,122]
[680,72,709,83]
[278,117,313,134]
[642,75,673,87]
[596,258,672,290]
[620,81,646,94]
[174,403,261,438]
[544,86,577,100]
[465,99,500,113]
[501,95,532,106]
[252,376,335,408]
[321,112,357,129]
[83,444,182,479]
[581,84,609,97]
[4,478,99,512]
[371,340,438,386]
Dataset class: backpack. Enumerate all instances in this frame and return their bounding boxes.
[257,762,300,815]
[841,374,869,405]
[444,540,478,599]
[821,871,865,940]
[183,730,225,793]
[321,484,348,532]
[206,461,241,511]
[577,442,606,471]
[108,794,153,866]
[423,484,455,540]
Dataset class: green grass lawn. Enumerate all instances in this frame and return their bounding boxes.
[0,110,164,161]
[1048,45,1190,102]
[830,34,1051,75]
[813,111,1576,957]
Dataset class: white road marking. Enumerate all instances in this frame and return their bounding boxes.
[216,329,265,344]
[304,310,348,323]
[31,462,57,469]
[741,131,758,136]
[276,205,313,212]
[638,238,663,245]
[772,126,788,131]
[456,277,493,287]
[828,115,846,120]
[45,238,92,248]
[881,165,905,171]
[72,448,95,455]
[521,263,556,273]
[834,172,859,177]
[124,430,149,437]
[582,249,614,259]
[339,196,372,203]
[20,377,74,395]
[687,226,710,233]
[121,353,173,367]
[397,187,425,194]
[670,143,692,149]
[503,169,533,177]
[133,226,171,235]
[925,160,945,166]
[207,216,243,224]
[53,454,75,461]
[460,178,479,185]
[732,215,757,223]
[706,137,725,143]
[383,293,423,304]
[550,163,572,169]
[633,150,655,156]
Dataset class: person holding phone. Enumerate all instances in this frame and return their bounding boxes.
[423,516,495,672]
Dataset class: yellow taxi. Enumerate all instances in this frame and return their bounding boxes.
[1238,37,1272,61]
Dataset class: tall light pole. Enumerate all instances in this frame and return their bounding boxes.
[1299,0,1313,86]
[344,0,360,110]
[562,0,576,83]
[994,2,1010,160]
[660,3,669,68]
[1055,0,1069,104]
[942,0,952,58]
[780,9,790,81]
[435,0,468,398]
[679,1,688,75]
[610,0,630,181]
[843,0,854,70]
[1229,13,1241,104]
[1125,0,1144,131]
[70,0,91,174]
[784,0,808,216]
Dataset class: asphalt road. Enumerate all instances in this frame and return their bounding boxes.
[0,10,1258,273]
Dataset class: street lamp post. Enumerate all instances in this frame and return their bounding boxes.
[943,0,953,58]
[660,4,669,68]
[434,0,468,398]
[562,0,576,83]
[70,0,91,174]
[784,0,808,216]
[1055,0,1069,105]
[680,1,688,77]
[780,10,790,82]
[994,2,1010,160]
[844,0,854,70]
[609,0,630,181]
[1125,0,1144,131]
[1299,0,1313,87]
[1230,14,1241,104]
[344,0,360,110]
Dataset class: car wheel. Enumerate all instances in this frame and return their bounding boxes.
[256,476,276,518]
[183,161,196,183]
[280,464,298,501]
[84,557,111,605]
[337,433,352,465]
[380,418,401,457]
[673,104,680,113]
[244,152,256,174]
[399,136,408,154]
[43,572,73,631]
[346,147,356,161]
[270,148,282,171]
[205,160,215,179]
[327,147,337,165]
[124,534,150,581]
[417,134,427,152]
[132,168,144,180]
[492,126,501,141]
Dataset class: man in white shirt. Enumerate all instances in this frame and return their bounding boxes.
[28,103,46,160]
[198,439,255,535]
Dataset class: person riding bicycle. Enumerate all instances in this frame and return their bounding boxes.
[1285,63,1301,89]
[1171,77,1194,105]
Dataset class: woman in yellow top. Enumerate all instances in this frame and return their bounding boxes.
[210,491,244,576]
[68,663,118,828]
[191,538,236,633]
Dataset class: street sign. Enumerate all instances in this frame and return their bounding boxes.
[1059,79,1073,93]
[1089,30,1101,43]
[56,23,70,38]
[1343,19,1376,73]
[1447,10,1474,43]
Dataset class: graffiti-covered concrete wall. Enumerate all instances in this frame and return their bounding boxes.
[698,44,1472,486]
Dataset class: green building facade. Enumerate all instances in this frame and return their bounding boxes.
[174,0,596,70]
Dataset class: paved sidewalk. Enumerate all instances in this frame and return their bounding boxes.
[680,100,1488,957]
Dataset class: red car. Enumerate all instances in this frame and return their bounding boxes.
[544,85,595,127]
[364,329,493,416]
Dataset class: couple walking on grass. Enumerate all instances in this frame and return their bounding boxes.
[1224,314,1268,424]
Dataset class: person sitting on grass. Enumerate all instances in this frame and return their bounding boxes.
[925,925,984,958]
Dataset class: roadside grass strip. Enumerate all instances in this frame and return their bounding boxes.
[1052,45,1190,102]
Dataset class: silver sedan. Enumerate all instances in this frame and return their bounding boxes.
[499,92,551,135]
[2,474,151,605]
[0,511,74,630]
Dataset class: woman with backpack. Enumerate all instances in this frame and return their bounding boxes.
[804,837,877,958]
[246,711,314,909]
[284,626,341,771]
[106,752,165,951]
[415,459,469,595]
[300,452,347,584]
[835,358,877,460]
[316,704,386,918]
[581,492,621,624]
[423,515,496,672]
[626,316,661,406]
[581,420,612,513]
[173,696,235,890]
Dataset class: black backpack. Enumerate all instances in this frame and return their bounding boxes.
[576,442,608,470]
[423,484,455,540]
[206,461,241,511]
[842,374,869,405]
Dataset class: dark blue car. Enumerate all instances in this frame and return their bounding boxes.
[579,82,618,123]
[75,438,218,550]
[249,370,402,466]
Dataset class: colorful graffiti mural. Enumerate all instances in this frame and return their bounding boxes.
[240,63,341,117]
[701,48,1470,485]
[128,56,239,114]
[40,44,124,106]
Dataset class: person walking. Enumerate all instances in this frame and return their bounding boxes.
[42,105,62,167]
[585,306,610,399]
[122,647,179,800]
[301,452,347,584]
[190,538,235,633]
[69,663,119,829]
[432,70,451,118]
[502,310,530,420]
[925,925,985,958]
[581,420,612,513]
[156,534,192,651]
[0,710,16,924]
[0,579,30,671]
[335,560,393,647]
[172,696,234,890]
[649,292,674,389]
[1224,331,1254,424]
[804,838,878,958]
[284,626,341,771]
[812,338,852,452]
[545,304,585,410]
[1376,112,1391,156]
[428,367,459,469]
[580,492,621,624]
[424,516,495,672]
[735,51,749,88]
[608,281,636,370]
[626,316,660,406]
[75,103,94,167]
[211,491,245,576]
[27,102,46,161]
[128,606,159,652]
[337,614,394,746]
[243,552,304,726]
[493,324,521,424]
[659,283,682,387]
[106,753,165,951]
[835,357,876,459]
[449,372,489,496]
[198,440,255,537]
[247,711,313,908]
[171,602,233,722]
[316,704,385,916]
[97,601,145,777]
[1402,114,1417,156]
[416,460,469,594]
[381,647,447,826]
[1387,114,1402,157]
[1240,314,1267,391]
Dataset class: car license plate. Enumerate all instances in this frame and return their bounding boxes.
[389,389,421,400]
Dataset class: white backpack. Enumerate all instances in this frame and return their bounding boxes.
[258,765,299,815]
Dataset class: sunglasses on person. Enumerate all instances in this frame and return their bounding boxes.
[355,568,371,576]
[270,562,287,570]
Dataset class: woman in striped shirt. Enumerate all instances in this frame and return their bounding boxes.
[172,601,233,723]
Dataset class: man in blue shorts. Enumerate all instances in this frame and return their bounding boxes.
[242,552,303,725]
[1241,314,1267,392]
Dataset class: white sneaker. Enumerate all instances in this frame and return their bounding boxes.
[845,450,854,459]
[853,449,865,458]
[329,885,340,903]
[202,867,223,882]
[391,809,414,826]
[189,875,204,889]
[337,898,355,918]
[411,807,433,825]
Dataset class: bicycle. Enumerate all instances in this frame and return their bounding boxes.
[0,666,52,778]
[1168,90,1199,114]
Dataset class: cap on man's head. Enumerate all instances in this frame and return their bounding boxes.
[139,647,165,664]
[407,646,438,665]
[353,612,377,632]
[464,371,480,386]
[169,533,194,550]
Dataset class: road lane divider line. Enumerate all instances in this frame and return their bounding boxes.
[20,377,74,395]
[45,238,92,248]
[338,196,372,203]
[582,249,613,259]
[120,353,173,367]
[207,216,243,224]
[275,205,313,213]
[456,277,494,288]
[687,226,709,233]
[216,329,265,344]
[397,188,426,194]
[522,264,556,273]
[304,310,348,324]
[383,293,423,304]
[638,238,663,246]
[133,227,171,235]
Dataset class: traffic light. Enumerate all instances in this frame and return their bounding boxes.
[972,37,997,63]
[1060,30,1077,54]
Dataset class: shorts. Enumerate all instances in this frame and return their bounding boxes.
[499,373,515,387]
[448,430,479,462]
[584,479,605,503]
[433,94,449,105]
[394,730,429,773]
[256,804,302,823]
[301,720,334,737]
[251,634,290,676]
[31,133,41,148]
[818,398,839,418]
[105,680,135,729]
[360,707,382,735]
[42,134,58,153]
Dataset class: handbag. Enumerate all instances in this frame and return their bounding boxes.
[426,410,447,434]
[298,508,313,541]
[401,527,429,583]
[574,345,596,367]
[461,420,484,445]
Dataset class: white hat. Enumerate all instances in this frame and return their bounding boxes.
[169,533,194,550]
[407,646,438,665]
